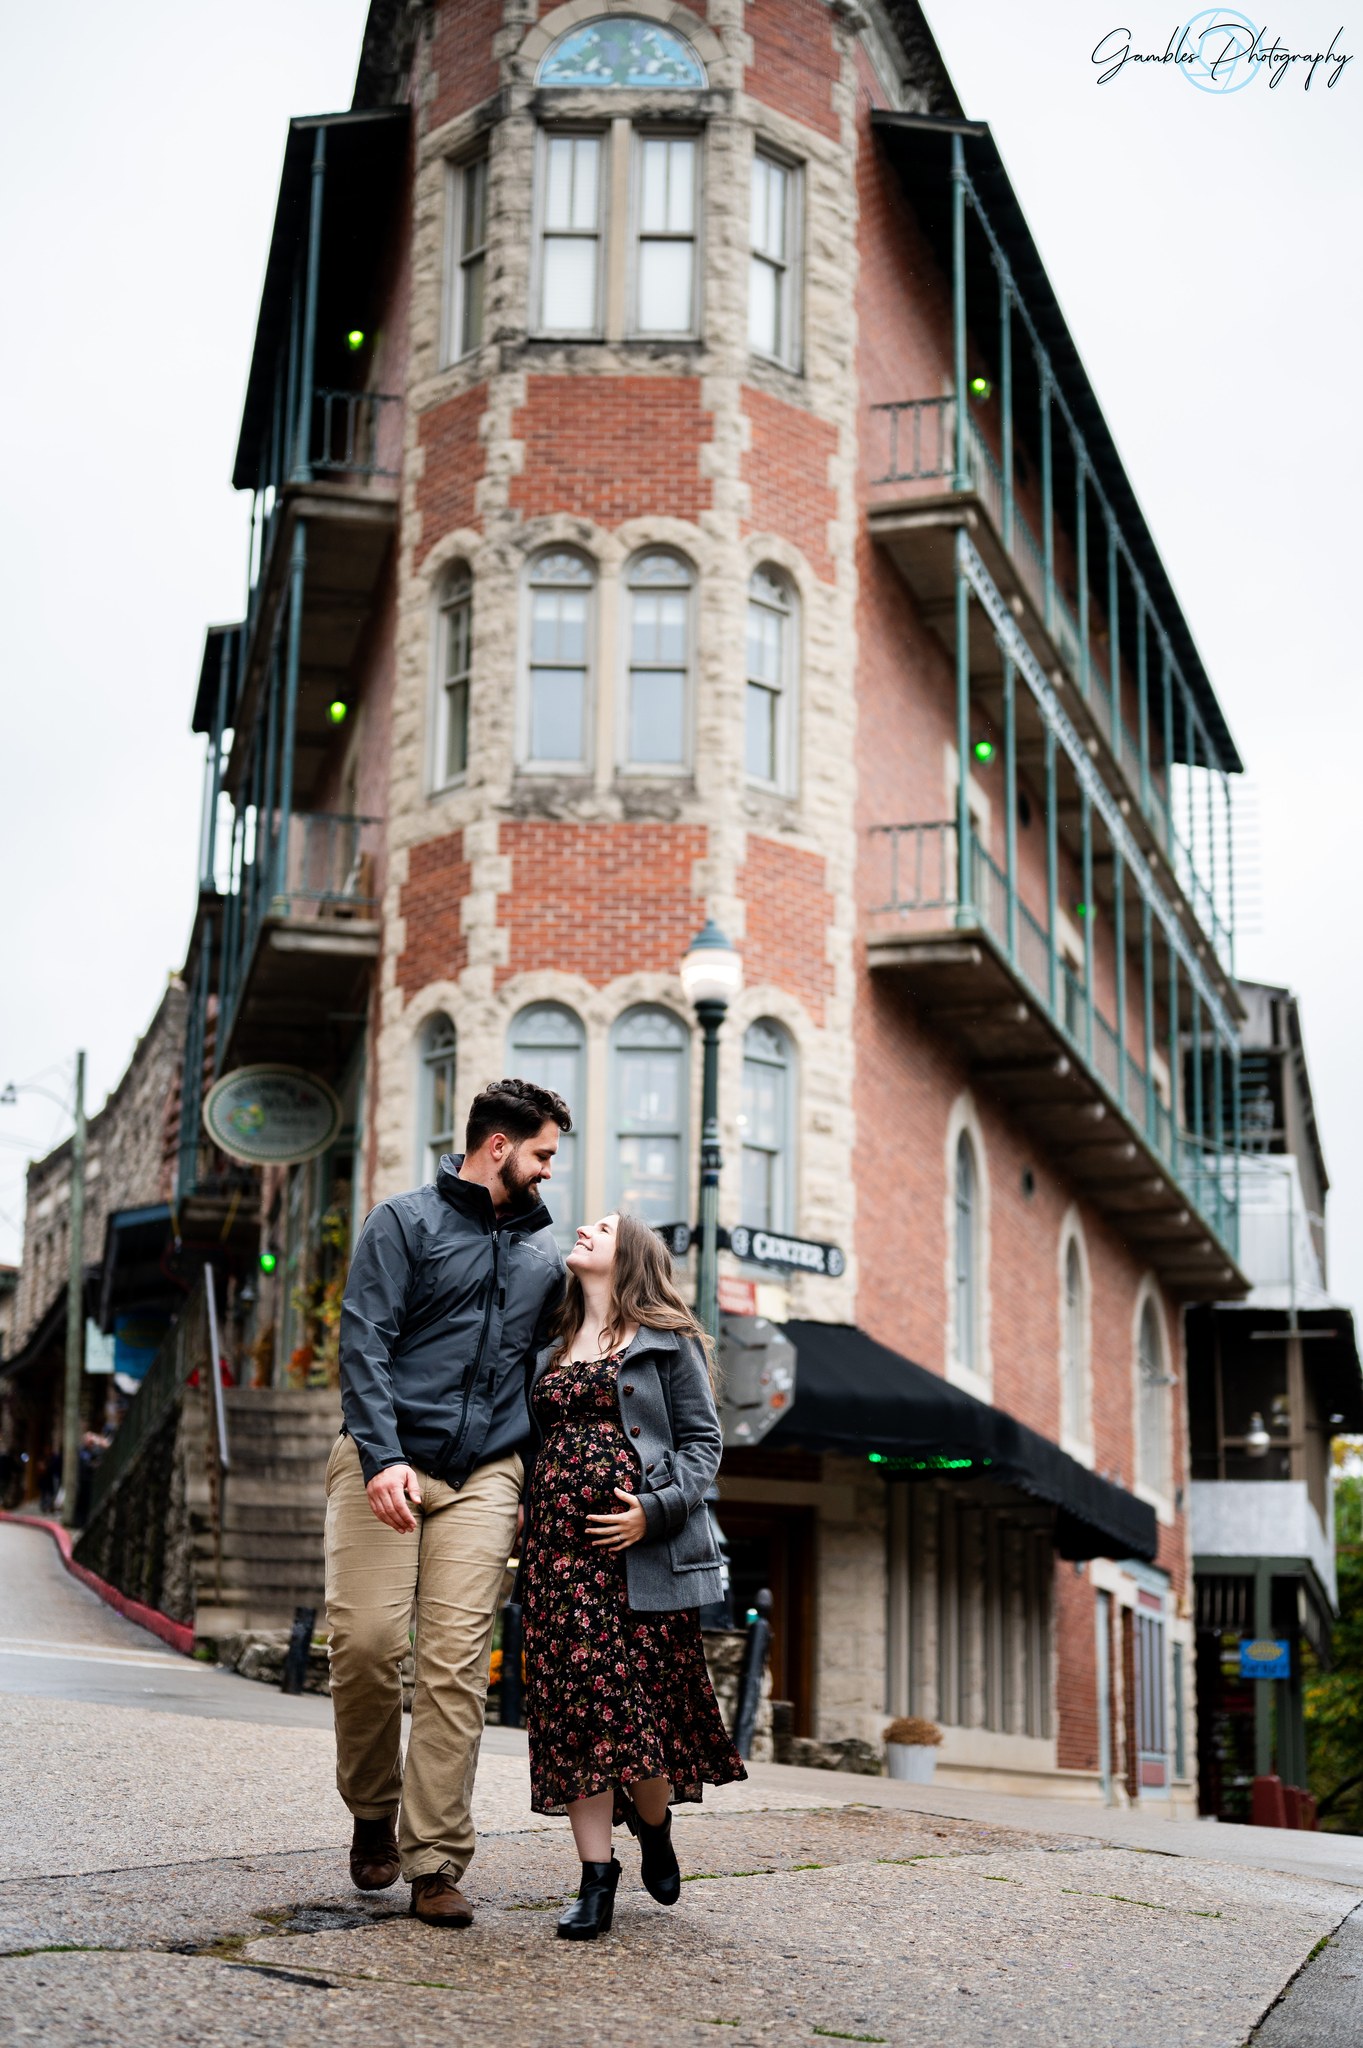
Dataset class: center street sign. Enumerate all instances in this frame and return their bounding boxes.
[727,1225,846,1278]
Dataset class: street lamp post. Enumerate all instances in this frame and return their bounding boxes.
[680,920,741,1341]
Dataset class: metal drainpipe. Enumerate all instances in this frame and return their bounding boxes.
[955,532,972,926]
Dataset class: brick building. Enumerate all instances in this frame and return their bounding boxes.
[176,0,1262,1802]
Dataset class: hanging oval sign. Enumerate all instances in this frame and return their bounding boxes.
[203,1064,343,1166]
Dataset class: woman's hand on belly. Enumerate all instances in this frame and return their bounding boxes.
[585,1487,648,1552]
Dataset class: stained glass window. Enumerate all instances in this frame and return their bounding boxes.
[537,18,706,90]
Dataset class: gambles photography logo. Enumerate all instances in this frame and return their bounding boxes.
[1093,13,1353,88]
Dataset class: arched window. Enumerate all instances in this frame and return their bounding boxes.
[1061,1235,1088,1444]
[508,1003,586,1249]
[610,1006,689,1225]
[954,1132,978,1376]
[624,551,692,769]
[420,1013,457,1180]
[523,550,594,769]
[1137,1298,1169,1495]
[537,18,707,89]
[740,1019,794,1232]
[745,566,797,790]
[434,564,472,788]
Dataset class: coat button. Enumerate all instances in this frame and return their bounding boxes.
[630,1426,641,1438]
[622,1384,634,1395]
[645,1462,655,1473]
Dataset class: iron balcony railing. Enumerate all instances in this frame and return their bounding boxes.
[870,394,1232,971]
[217,809,381,1055]
[870,817,1237,1253]
[246,388,401,635]
[84,1274,211,1529]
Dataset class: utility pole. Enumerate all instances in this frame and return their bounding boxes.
[61,1051,87,1530]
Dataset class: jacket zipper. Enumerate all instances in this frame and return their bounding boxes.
[445,1229,502,1475]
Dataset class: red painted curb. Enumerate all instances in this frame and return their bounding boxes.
[0,1510,196,1657]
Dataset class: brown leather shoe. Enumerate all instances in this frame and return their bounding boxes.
[410,1870,474,1927]
[349,1812,400,1892]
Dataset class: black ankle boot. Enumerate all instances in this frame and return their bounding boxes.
[622,1796,681,1905]
[556,1857,621,1940]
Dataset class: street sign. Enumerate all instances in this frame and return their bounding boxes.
[718,1314,797,1448]
[727,1224,846,1278]
[717,1276,758,1315]
[204,1065,343,1166]
[653,1220,694,1259]
[1239,1638,1290,1681]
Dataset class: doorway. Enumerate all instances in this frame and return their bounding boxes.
[712,1499,815,1735]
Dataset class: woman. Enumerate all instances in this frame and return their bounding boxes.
[520,1210,746,1940]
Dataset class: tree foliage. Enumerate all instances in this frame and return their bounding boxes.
[1305,1476,1363,1831]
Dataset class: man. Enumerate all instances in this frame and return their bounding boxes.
[325,1077,570,1927]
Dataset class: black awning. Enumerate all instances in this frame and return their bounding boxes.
[767,1321,1157,1562]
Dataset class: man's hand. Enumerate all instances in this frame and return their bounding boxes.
[367,1464,422,1532]
[587,1487,648,1551]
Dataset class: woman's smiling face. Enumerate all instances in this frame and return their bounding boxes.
[566,1213,620,1278]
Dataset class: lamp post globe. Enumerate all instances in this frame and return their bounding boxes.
[680,920,741,1342]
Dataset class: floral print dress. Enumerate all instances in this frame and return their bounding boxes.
[522,1349,747,1819]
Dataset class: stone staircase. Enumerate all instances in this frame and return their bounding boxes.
[184,1387,340,1640]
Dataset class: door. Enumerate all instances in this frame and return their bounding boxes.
[712,1500,815,1735]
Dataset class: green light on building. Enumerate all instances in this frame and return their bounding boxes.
[347,329,366,352]
[969,375,992,399]
[328,700,349,725]
[259,1250,278,1276]
[972,739,996,765]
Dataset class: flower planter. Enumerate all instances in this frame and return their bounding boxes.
[886,1741,938,1784]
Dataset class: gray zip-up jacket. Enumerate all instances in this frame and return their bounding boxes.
[526,1324,725,1612]
[339,1155,565,1487]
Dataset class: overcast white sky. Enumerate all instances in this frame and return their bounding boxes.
[1,4,1359,1314]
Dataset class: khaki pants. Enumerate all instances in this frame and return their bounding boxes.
[323,1433,522,1883]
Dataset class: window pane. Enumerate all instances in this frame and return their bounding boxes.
[545,135,598,229]
[570,136,600,228]
[463,156,488,250]
[640,137,669,232]
[461,253,485,355]
[445,598,470,683]
[749,255,778,357]
[751,153,786,260]
[631,589,687,665]
[666,139,695,231]
[630,669,685,764]
[530,667,585,760]
[616,1134,679,1224]
[638,240,693,333]
[621,1049,680,1128]
[747,599,782,685]
[444,678,469,781]
[742,1144,773,1231]
[746,681,776,781]
[542,237,598,331]
[531,588,587,664]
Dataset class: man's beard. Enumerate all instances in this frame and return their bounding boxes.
[499,1148,544,1214]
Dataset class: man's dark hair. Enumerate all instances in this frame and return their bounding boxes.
[465,1077,572,1154]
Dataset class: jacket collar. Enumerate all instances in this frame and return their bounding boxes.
[535,1324,682,1374]
[436,1153,554,1237]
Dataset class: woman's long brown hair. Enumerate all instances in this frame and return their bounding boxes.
[547,1212,718,1387]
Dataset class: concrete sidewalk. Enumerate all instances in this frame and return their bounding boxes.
[3,1520,1361,2046]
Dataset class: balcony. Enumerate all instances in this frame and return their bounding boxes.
[1191,1481,1336,1609]
[866,111,1241,985]
[215,811,381,1074]
[867,819,1244,1300]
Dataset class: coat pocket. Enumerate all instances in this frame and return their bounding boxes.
[667,1500,721,1574]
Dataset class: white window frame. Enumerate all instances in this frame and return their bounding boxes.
[954,1131,979,1379]
[507,1002,586,1250]
[620,548,695,775]
[1059,1224,1092,1457]
[739,1018,796,1234]
[749,145,802,370]
[532,127,607,339]
[519,548,596,773]
[629,128,702,340]
[745,566,799,794]
[431,564,472,791]
[443,150,489,365]
[608,1004,690,1224]
[419,1013,458,1182]
[1135,1291,1173,1506]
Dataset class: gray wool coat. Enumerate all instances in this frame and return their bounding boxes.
[526,1324,725,1613]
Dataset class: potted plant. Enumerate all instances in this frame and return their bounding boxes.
[883,1716,943,1783]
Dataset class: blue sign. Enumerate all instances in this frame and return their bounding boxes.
[1239,1638,1291,1681]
